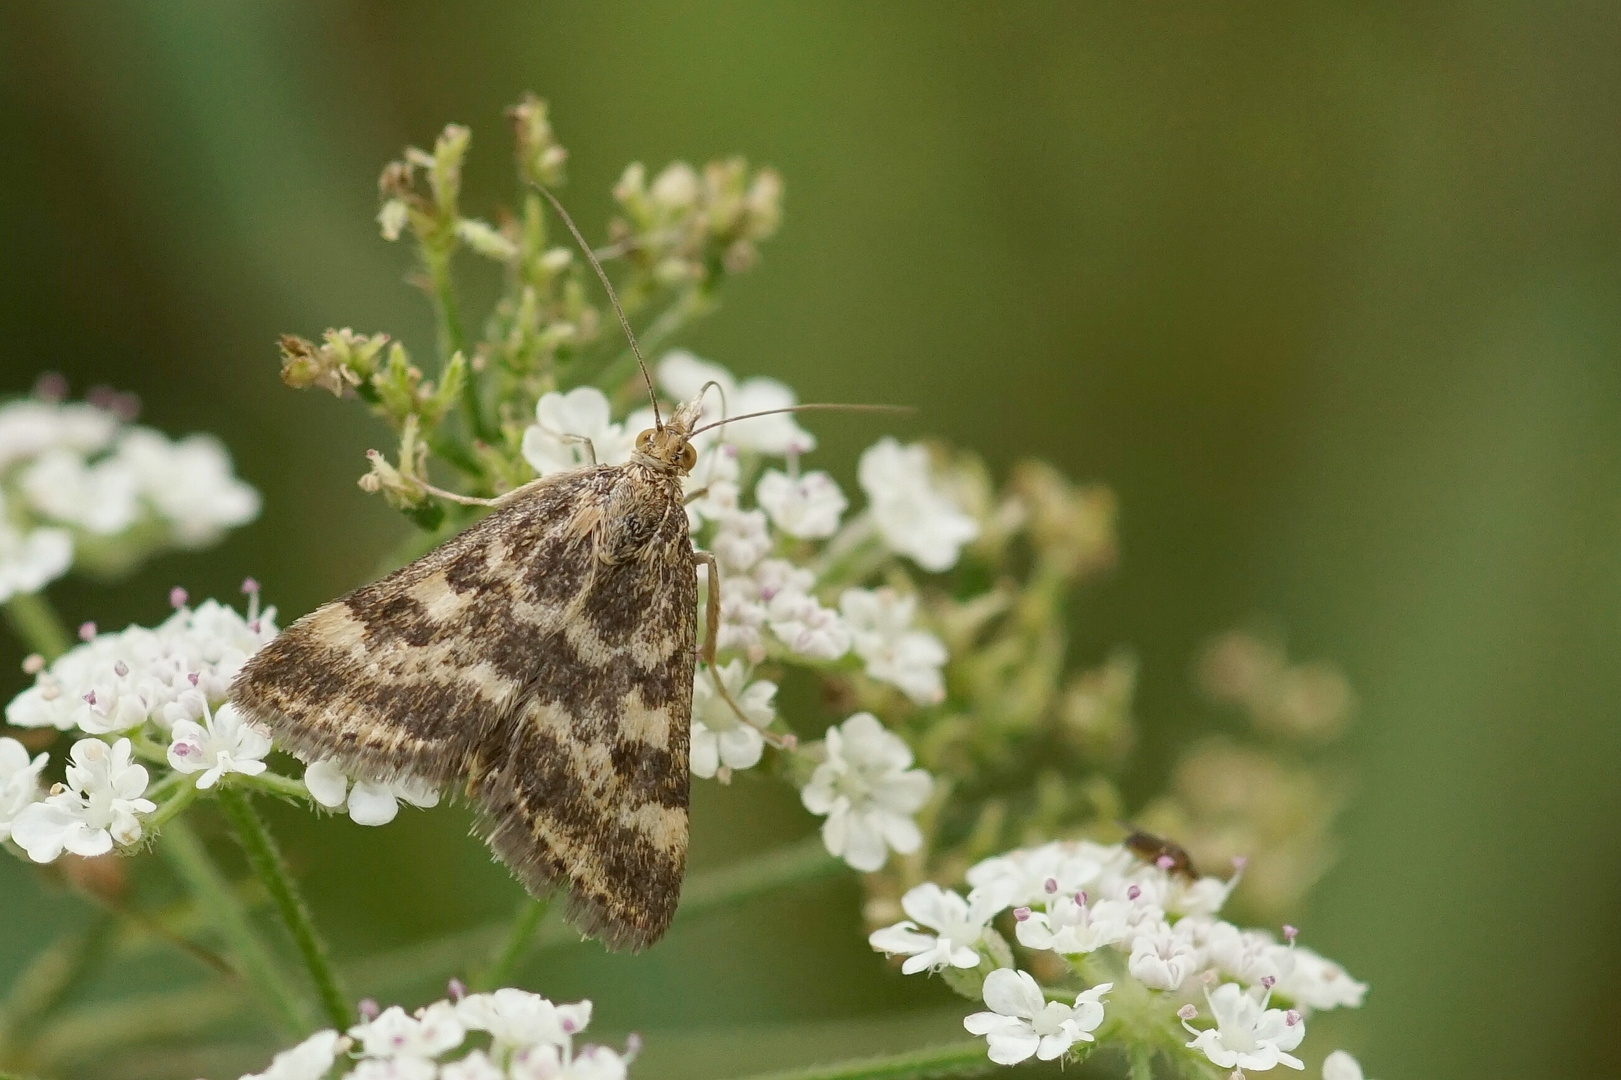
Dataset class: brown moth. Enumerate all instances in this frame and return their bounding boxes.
[232,398,713,950]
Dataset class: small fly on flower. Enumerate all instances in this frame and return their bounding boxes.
[233,185,903,950]
[1121,825,1199,881]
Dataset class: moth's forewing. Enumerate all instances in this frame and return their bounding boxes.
[232,462,697,950]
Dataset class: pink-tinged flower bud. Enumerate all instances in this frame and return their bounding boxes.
[78,622,96,642]
[358,998,380,1021]
[170,587,189,609]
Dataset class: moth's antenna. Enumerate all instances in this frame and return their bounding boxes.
[689,402,911,438]
[534,184,663,430]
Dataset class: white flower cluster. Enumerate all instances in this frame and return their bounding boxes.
[517,352,969,873]
[0,590,440,868]
[235,988,633,1080]
[0,389,259,601]
[869,839,1367,1070]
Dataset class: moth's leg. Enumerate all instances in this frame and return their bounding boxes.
[683,486,709,506]
[693,550,793,750]
[558,433,597,466]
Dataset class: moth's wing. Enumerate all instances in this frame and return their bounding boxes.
[471,470,697,951]
[230,469,609,788]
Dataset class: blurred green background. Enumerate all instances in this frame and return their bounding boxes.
[3,3,1621,1078]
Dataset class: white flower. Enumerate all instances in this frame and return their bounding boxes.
[1013,893,1131,955]
[965,840,1114,910]
[167,698,271,789]
[1182,982,1306,1073]
[755,469,846,539]
[657,351,814,455]
[1277,947,1368,1011]
[350,1001,465,1060]
[800,713,931,872]
[11,737,155,862]
[521,388,634,476]
[1322,1050,1371,1080]
[343,1057,436,1080]
[457,989,591,1052]
[0,736,48,843]
[755,560,849,660]
[963,969,1109,1065]
[19,449,140,534]
[304,759,441,827]
[0,399,119,468]
[439,1051,504,1080]
[690,660,774,778]
[839,588,948,704]
[114,429,262,546]
[684,442,741,527]
[1128,920,1199,991]
[1205,922,1297,988]
[0,519,72,604]
[715,574,768,660]
[5,596,278,734]
[510,1043,628,1080]
[858,438,978,572]
[711,508,772,574]
[240,1029,344,1080]
[868,882,1003,974]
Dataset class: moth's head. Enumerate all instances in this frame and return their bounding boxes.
[632,395,704,475]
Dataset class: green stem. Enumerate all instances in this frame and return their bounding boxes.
[216,788,351,1030]
[0,909,114,1069]
[160,817,309,1034]
[1127,1045,1154,1080]
[472,896,550,992]
[233,769,314,803]
[143,775,200,832]
[3,592,73,661]
[580,297,696,400]
[724,1041,994,1080]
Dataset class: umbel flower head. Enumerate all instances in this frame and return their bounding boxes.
[0,384,258,601]
[870,837,1366,1069]
[11,737,155,862]
[231,987,631,1080]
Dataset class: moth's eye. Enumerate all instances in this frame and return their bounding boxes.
[635,429,655,452]
[678,443,698,472]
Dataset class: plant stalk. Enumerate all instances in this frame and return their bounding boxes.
[216,787,351,1030]
[160,816,310,1034]
[3,592,73,661]
[724,1041,994,1080]
[0,909,114,1070]
[472,896,551,992]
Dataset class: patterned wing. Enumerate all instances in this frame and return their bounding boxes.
[230,463,698,949]
[471,466,697,950]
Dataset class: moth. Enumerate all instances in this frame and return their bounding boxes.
[232,189,876,950]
